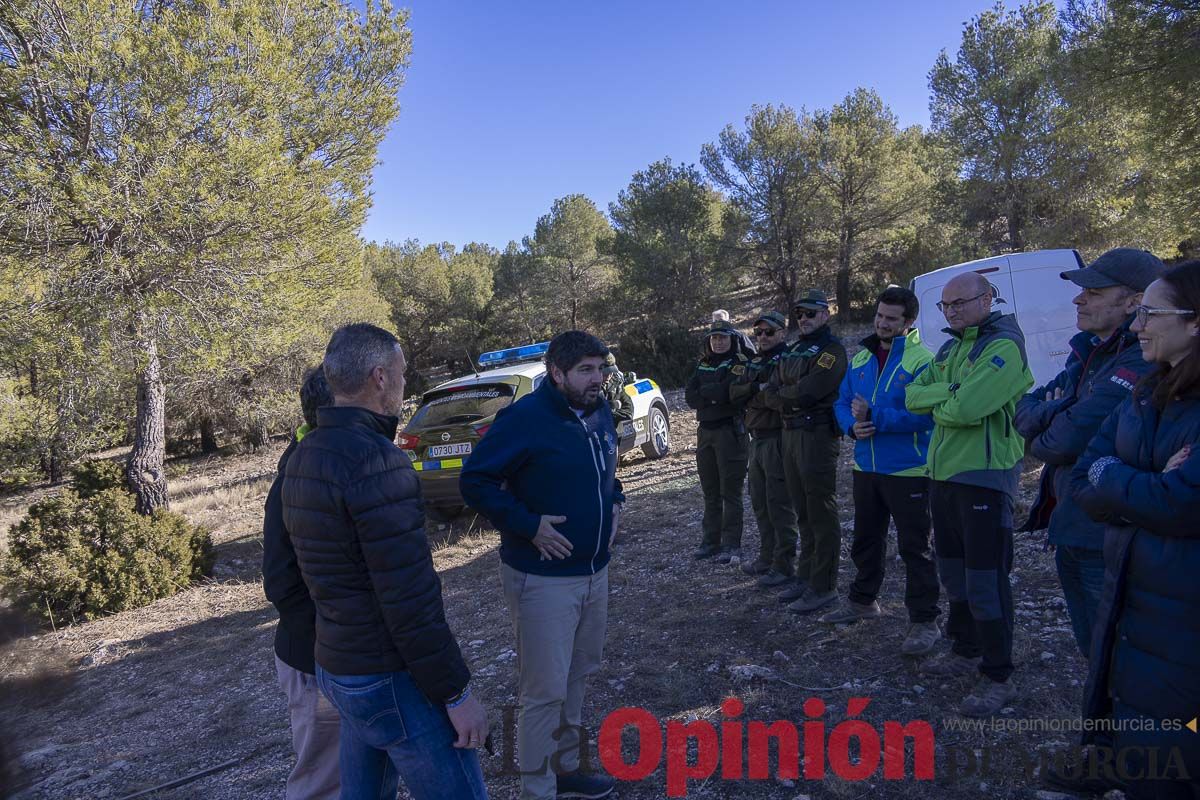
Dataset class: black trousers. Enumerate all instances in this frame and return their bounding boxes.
[848,471,940,623]
[930,481,1015,683]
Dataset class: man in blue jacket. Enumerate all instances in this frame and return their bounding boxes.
[824,287,940,657]
[460,331,623,800]
[1015,248,1163,657]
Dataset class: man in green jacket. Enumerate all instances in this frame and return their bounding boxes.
[905,272,1034,718]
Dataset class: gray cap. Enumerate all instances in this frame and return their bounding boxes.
[1061,248,1165,292]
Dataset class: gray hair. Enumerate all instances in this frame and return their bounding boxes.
[323,323,401,396]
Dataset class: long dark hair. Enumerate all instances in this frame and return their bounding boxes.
[1141,260,1200,411]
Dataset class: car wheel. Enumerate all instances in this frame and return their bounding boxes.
[641,406,670,459]
[426,504,464,523]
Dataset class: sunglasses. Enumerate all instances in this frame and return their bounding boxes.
[753,327,779,337]
[793,309,821,320]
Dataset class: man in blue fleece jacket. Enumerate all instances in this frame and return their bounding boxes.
[460,330,623,800]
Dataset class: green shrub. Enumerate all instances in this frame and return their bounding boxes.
[618,322,704,389]
[71,459,128,499]
[0,488,214,624]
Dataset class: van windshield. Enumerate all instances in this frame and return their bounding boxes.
[408,383,516,428]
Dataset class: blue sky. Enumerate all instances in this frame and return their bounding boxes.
[361,1,1009,250]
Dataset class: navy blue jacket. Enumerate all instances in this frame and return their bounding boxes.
[1015,321,1150,547]
[1069,385,1200,755]
[282,406,470,702]
[460,379,625,576]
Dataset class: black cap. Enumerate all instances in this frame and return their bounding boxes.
[793,289,830,310]
[1061,248,1165,292]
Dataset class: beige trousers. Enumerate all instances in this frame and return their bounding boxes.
[274,655,341,800]
[500,563,608,800]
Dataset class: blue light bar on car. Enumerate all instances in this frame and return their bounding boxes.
[478,341,550,367]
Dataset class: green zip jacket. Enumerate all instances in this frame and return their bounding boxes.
[905,311,1034,494]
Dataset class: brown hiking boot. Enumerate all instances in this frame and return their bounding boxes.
[741,558,770,576]
[901,622,941,656]
[959,676,1017,717]
[919,651,982,677]
[817,599,880,624]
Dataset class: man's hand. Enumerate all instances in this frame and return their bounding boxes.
[609,503,622,548]
[852,421,876,439]
[851,393,870,422]
[533,514,572,560]
[1044,386,1065,402]
[1165,445,1192,473]
[447,693,489,749]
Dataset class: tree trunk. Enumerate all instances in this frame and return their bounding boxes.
[836,243,853,321]
[127,335,169,514]
[198,416,219,453]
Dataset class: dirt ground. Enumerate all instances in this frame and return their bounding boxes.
[0,383,1105,800]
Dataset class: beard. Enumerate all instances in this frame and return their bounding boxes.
[564,383,601,411]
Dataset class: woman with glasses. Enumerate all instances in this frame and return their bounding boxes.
[1067,260,1200,799]
[685,318,754,563]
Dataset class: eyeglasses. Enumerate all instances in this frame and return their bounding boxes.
[753,327,778,337]
[793,309,821,320]
[936,291,988,314]
[1134,305,1197,326]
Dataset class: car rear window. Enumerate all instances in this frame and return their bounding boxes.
[408,383,517,428]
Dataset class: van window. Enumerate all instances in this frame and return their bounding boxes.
[409,383,516,428]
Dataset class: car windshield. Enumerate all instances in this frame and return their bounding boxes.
[408,383,517,429]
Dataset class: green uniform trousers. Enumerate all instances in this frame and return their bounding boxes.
[782,425,841,592]
[747,431,798,571]
[696,421,749,548]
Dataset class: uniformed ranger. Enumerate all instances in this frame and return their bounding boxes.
[602,353,635,424]
[729,311,799,576]
[685,320,752,562]
[761,290,848,614]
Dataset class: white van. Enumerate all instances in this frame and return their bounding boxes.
[910,249,1085,386]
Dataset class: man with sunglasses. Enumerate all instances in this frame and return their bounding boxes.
[1015,248,1164,659]
[729,311,799,579]
[760,290,848,613]
[906,272,1033,717]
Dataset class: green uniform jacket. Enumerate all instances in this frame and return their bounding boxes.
[684,352,750,423]
[730,341,788,433]
[763,325,848,428]
[905,311,1034,494]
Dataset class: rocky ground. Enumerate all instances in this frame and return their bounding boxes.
[0,381,1109,800]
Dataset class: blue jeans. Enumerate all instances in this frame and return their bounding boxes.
[1055,544,1106,657]
[315,667,487,800]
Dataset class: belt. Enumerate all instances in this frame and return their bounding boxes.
[748,428,782,439]
[782,413,834,430]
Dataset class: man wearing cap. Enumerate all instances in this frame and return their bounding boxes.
[906,272,1034,717]
[730,311,799,577]
[685,319,752,562]
[760,290,848,613]
[1015,248,1164,658]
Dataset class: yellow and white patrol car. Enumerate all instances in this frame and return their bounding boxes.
[400,342,670,519]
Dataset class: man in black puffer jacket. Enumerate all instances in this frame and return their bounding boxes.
[282,323,489,800]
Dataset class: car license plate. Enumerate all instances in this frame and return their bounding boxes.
[427,443,472,458]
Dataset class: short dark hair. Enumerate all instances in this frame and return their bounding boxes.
[299,365,333,428]
[323,323,401,396]
[877,286,919,321]
[545,330,609,383]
